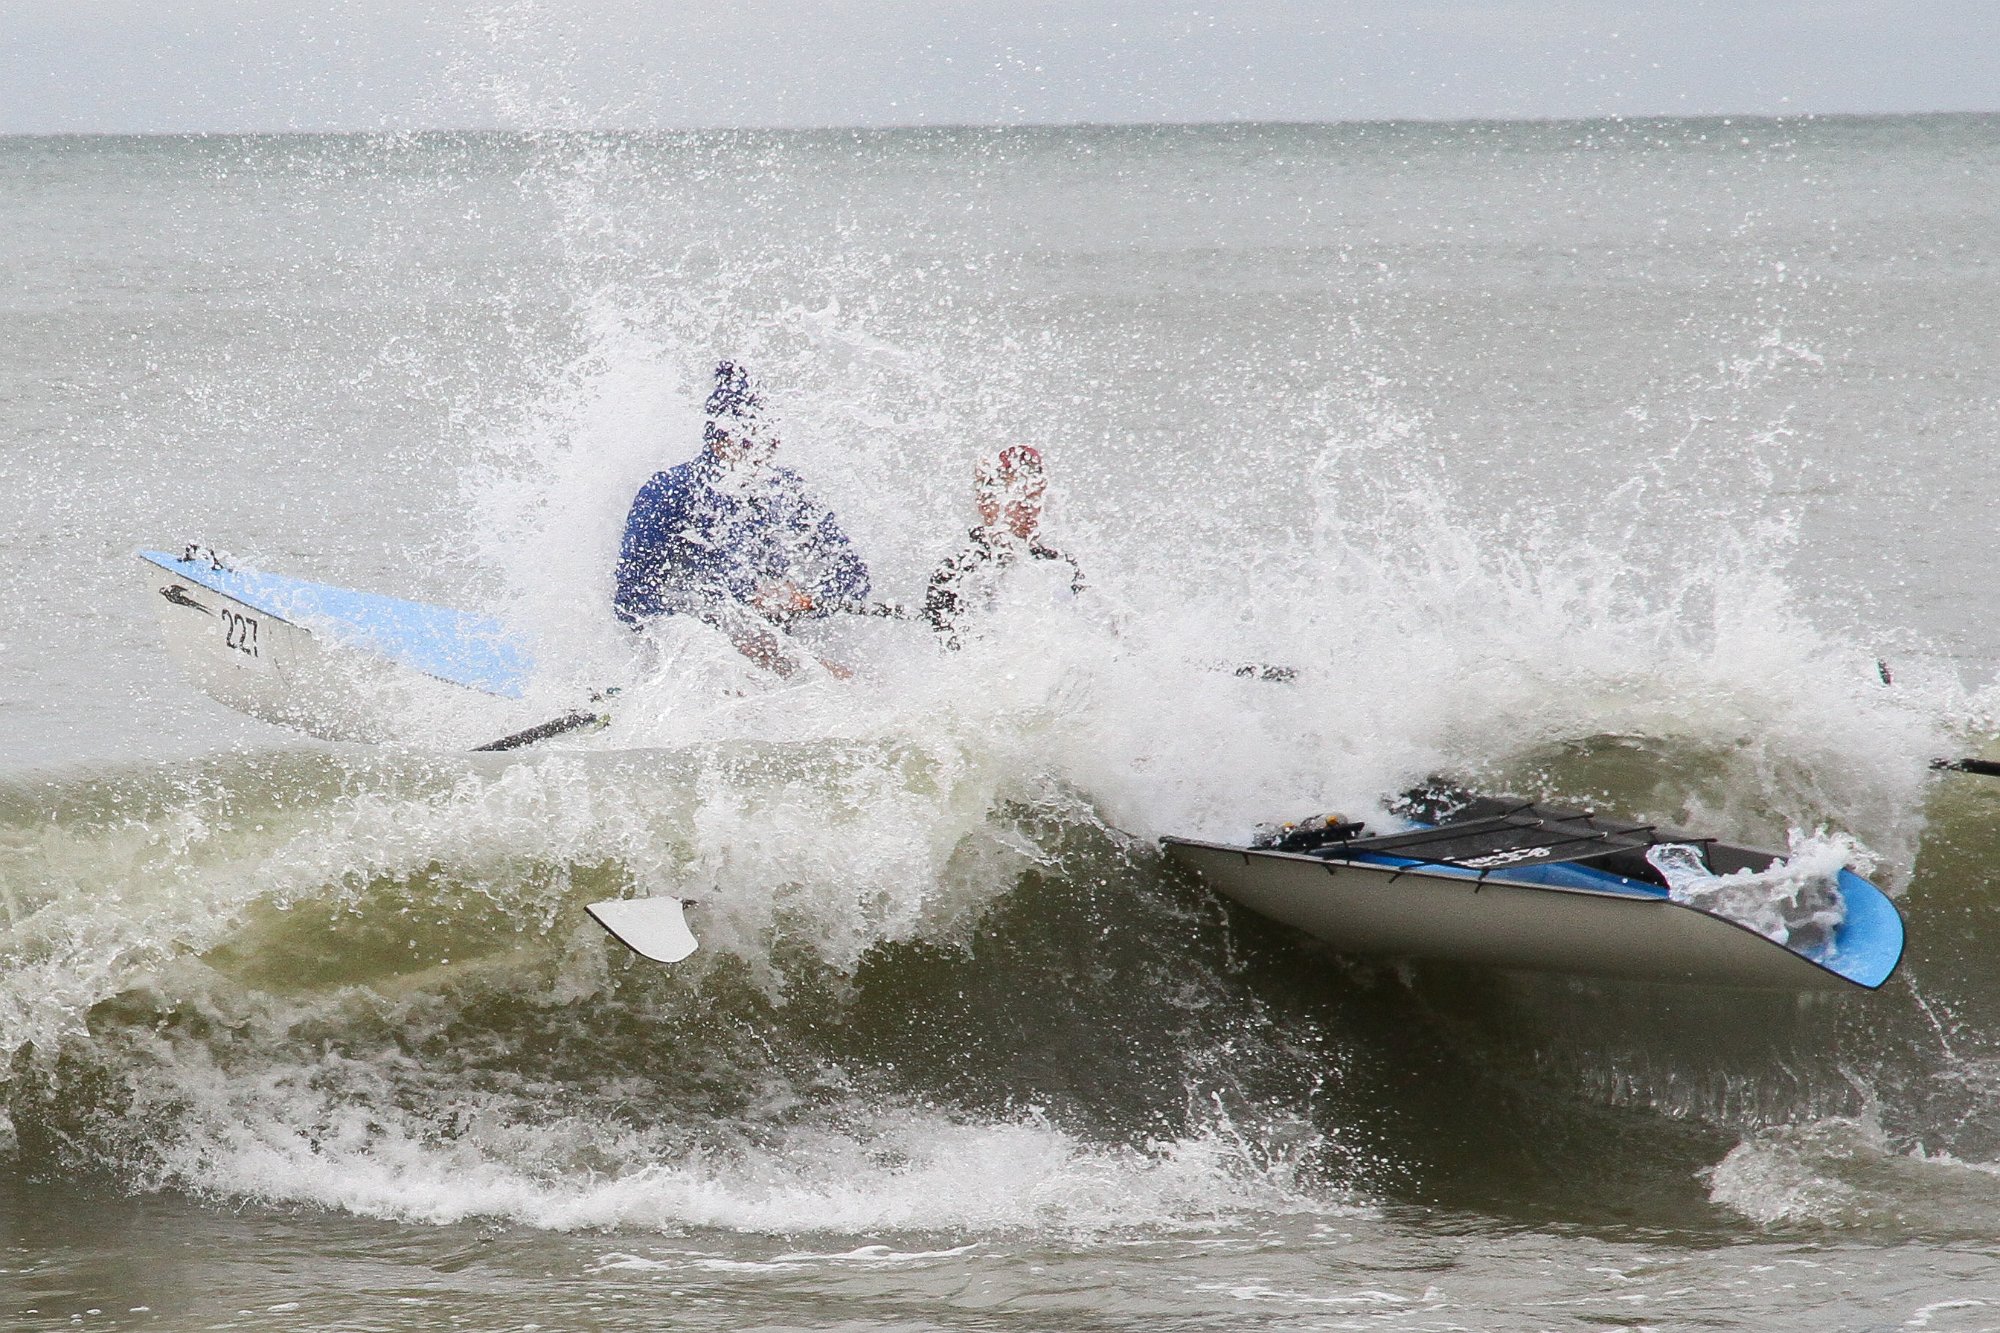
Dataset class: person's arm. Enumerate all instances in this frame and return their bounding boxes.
[923,548,970,649]
[807,507,872,610]
[766,467,871,614]
[614,467,721,626]
[707,601,809,677]
[708,593,854,680]
[1031,542,1086,596]
[613,473,677,625]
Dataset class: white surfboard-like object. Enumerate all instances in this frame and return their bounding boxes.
[586,897,700,964]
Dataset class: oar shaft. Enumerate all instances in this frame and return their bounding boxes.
[1932,757,2000,778]
[473,709,604,752]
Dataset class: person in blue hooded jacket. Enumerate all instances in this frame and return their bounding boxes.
[615,362,870,676]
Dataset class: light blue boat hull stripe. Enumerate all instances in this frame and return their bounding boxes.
[1349,852,1902,990]
[140,550,533,699]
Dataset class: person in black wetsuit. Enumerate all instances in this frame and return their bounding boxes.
[923,445,1084,648]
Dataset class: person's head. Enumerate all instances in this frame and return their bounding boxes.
[974,444,1046,538]
[702,360,777,465]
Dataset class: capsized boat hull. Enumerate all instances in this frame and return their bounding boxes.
[1162,821,1904,993]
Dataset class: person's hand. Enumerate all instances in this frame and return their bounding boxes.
[752,580,815,623]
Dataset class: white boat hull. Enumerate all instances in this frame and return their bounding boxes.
[1163,837,1888,992]
[139,551,545,746]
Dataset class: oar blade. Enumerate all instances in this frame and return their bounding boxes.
[587,896,700,964]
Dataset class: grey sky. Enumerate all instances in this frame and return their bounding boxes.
[2,1,1994,134]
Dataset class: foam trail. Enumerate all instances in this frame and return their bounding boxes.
[1708,1111,2000,1236]
[132,1052,1349,1237]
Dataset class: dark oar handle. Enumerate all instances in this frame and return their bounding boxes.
[474,710,605,752]
[1932,757,2000,778]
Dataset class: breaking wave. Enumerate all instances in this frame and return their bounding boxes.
[9,125,2000,1243]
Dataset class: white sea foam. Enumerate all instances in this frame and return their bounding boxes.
[1646,832,1858,949]
[128,1035,1354,1237]
[447,293,1953,877]
[1704,1122,1870,1227]
[590,1243,983,1274]
[1708,1113,2000,1232]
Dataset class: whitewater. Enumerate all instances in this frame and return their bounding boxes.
[3,116,1999,1329]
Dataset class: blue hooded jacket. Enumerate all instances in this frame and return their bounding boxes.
[614,448,871,628]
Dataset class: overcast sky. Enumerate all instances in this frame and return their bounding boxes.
[2,1,1995,134]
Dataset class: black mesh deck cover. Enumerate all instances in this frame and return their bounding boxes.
[1310,803,1687,874]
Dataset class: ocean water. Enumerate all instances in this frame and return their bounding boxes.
[3,116,2000,1329]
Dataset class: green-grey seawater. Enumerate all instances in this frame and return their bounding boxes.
[3,118,1999,1329]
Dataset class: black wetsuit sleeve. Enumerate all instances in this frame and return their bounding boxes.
[1032,541,1086,595]
[924,548,973,647]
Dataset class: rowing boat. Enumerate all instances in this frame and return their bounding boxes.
[135,546,541,744]
[1162,795,1904,992]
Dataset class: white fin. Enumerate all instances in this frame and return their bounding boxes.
[586,897,699,964]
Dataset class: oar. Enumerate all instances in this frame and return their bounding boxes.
[1874,662,1999,776]
[872,585,1302,680]
[1931,757,2000,778]
[473,598,884,751]
[473,709,607,752]
[473,686,622,752]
